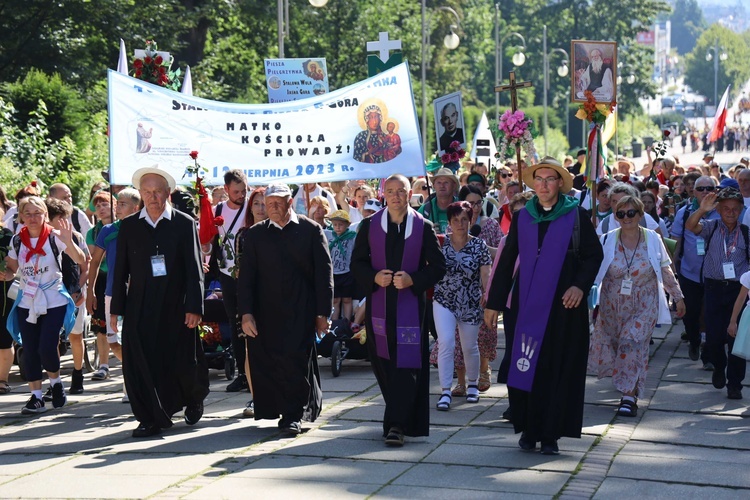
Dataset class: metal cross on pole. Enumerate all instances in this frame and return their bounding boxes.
[495,70,533,189]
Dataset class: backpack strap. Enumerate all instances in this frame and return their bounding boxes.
[742,224,750,264]
[678,206,691,259]
[699,223,719,284]
[71,209,82,233]
[602,215,610,234]
[47,234,64,274]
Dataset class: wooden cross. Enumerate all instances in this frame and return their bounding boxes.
[495,71,534,188]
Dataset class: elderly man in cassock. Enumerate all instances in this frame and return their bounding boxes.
[237,183,333,436]
[110,166,209,438]
[485,157,603,455]
[352,174,445,447]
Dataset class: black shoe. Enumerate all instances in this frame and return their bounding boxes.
[384,426,404,447]
[225,374,248,392]
[184,402,204,425]
[540,439,560,455]
[69,369,84,394]
[281,420,302,436]
[132,422,161,438]
[42,386,53,402]
[51,382,66,409]
[712,369,727,389]
[21,395,47,415]
[518,432,537,451]
[680,331,688,341]
[728,388,743,400]
[688,344,700,361]
[703,361,715,371]
[502,407,512,422]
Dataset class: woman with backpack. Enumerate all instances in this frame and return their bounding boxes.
[3,196,85,414]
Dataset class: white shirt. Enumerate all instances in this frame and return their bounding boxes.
[9,233,69,310]
[214,201,247,276]
[269,208,299,230]
[139,204,173,228]
[744,196,750,209]
[292,185,337,217]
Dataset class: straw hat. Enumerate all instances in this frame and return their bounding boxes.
[522,156,574,193]
[132,164,176,191]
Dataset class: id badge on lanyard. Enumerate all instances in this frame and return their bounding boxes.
[723,232,737,280]
[24,254,42,298]
[151,246,167,277]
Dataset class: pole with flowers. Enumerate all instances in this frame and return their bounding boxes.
[131,40,182,91]
[494,71,534,189]
[575,90,616,226]
[184,151,218,246]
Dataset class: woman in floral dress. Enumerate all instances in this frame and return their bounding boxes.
[430,186,501,394]
[590,195,685,417]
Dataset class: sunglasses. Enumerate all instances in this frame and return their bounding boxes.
[615,209,639,220]
[421,185,428,191]
[694,186,715,192]
[500,173,509,178]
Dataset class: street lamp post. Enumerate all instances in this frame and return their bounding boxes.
[542,25,569,156]
[421,1,461,155]
[495,4,526,112]
[277,0,329,58]
[706,38,728,106]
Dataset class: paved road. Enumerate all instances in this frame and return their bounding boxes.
[0,318,748,499]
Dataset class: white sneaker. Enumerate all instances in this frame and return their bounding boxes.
[243,400,254,418]
[91,367,110,381]
[121,382,129,403]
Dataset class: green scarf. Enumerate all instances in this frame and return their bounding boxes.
[525,194,579,224]
[596,205,612,221]
[329,228,356,255]
[690,198,699,211]
[103,219,121,246]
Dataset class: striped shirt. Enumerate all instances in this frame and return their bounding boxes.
[699,219,749,281]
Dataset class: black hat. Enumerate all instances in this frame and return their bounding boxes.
[576,149,586,157]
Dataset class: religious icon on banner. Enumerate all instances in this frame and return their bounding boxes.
[433,92,466,155]
[571,40,617,104]
[353,99,403,164]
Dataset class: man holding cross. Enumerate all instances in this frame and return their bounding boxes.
[485,157,602,455]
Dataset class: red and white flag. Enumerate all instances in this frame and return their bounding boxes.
[708,85,731,143]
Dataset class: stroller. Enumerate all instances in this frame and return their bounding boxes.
[316,318,369,377]
[200,283,235,380]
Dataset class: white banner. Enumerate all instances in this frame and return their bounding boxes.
[108,62,424,186]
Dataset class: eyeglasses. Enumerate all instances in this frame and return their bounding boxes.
[468,201,482,207]
[694,186,715,192]
[533,176,561,185]
[22,213,44,220]
[421,185,429,191]
[615,209,639,219]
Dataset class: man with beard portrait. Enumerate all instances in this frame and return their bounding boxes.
[576,48,614,102]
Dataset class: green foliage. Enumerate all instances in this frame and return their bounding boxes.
[535,128,569,160]
[669,0,707,55]
[0,97,105,207]
[1,70,87,144]
[611,112,662,151]
[684,24,750,105]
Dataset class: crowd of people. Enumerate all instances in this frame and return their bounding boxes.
[1,147,748,453]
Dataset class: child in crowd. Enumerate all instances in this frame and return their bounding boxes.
[326,210,356,321]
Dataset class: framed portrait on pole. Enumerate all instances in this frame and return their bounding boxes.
[571,40,617,104]
[433,91,466,155]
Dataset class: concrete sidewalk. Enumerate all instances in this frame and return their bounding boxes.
[0,319,748,499]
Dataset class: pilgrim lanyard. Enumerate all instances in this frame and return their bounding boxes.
[620,229,641,279]
[721,225,739,261]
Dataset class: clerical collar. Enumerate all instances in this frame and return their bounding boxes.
[139,204,172,228]
[542,206,552,212]
[269,209,299,229]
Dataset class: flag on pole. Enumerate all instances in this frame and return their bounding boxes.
[181,65,193,95]
[117,39,128,74]
[708,85,731,144]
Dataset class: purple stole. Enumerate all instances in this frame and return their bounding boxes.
[509,208,575,392]
[368,208,424,369]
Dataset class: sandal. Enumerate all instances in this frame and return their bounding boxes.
[466,384,480,403]
[436,392,452,411]
[617,398,638,417]
[0,380,9,394]
[478,368,492,392]
[451,384,466,397]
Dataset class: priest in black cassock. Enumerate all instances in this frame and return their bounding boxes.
[110,166,209,438]
[237,182,333,436]
[485,157,602,455]
[351,174,445,447]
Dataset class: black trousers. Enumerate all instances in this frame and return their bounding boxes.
[678,274,708,362]
[218,272,245,375]
[704,279,746,390]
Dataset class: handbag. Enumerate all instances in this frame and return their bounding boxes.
[731,306,750,360]
[6,280,19,301]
